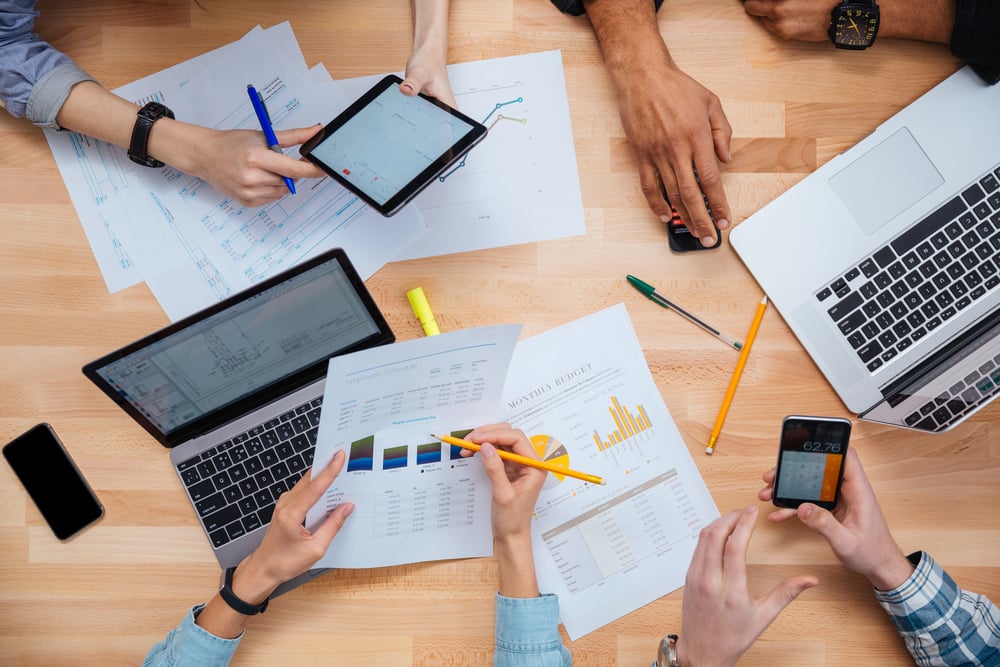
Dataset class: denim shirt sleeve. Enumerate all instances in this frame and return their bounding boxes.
[494,593,573,666]
[141,604,243,667]
[0,0,96,126]
[874,551,1000,667]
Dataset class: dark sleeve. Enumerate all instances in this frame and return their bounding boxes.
[951,0,1000,84]
[549,0,663,18]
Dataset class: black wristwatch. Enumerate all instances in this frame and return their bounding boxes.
[829,0,880,50]
[219,565,269,615]
[128,101,174,168]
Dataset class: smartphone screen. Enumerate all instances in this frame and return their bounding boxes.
[3,424,104,540]
[772,416,852,510]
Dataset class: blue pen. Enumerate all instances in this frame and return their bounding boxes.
[246,84,296,195]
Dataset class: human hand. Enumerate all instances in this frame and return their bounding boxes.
[402,48,457,107]
[616,64,733,246]
[463,424,546,598]
[164,122,326,208]
[758,447,914,590]
[463,424,547,542]
[743,0,839,42]
[675,506,818,667]
[402,0,456,107]
[231,449,354,604]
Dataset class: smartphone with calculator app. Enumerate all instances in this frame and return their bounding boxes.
[772,416,852,510]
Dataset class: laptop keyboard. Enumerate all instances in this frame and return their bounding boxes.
[903,353,1000,431]
[176,396,322,548]
[818,164,1000,373]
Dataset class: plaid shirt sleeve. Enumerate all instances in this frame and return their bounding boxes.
[874,551,1000,666]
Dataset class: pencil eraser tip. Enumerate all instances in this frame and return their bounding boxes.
[705,447,714,455]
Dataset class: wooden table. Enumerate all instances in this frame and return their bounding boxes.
[2,2,997,664]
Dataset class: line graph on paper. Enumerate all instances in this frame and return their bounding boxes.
[351,50,585,262]
[414,81,541,209]
[439,93,528,182]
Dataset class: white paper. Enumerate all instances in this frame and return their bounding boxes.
[42,25,275,292]
[306,324,522,568]
[337,50,586,261]
[115,30,425,321]
[45,23,427,319]
[500,304,720,639]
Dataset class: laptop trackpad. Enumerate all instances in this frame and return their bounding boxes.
[829,127,943,234]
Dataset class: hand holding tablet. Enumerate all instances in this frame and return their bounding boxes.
[300,75,487,216]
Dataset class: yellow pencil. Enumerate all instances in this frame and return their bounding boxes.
[706,295,769,455]
[433,434,606,485]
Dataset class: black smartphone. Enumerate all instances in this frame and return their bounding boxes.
[300,75,487,216]
[3,424,104,540]
[660,180,721,253]
[772,415,852,510]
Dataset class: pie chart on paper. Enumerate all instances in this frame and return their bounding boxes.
[530,434,571,489]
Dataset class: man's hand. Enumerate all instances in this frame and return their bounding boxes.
[676,506,818,667]
[758,447,915,590]
[619,65,733,246]
[583,0,733,247]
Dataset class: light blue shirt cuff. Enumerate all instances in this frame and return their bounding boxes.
[494,593,572,666]
[141,604,243,667]
[25,61,95,128]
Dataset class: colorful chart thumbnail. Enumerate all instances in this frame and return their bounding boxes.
[417,442,442,465]
[348,435,374,472]
[383,444,408,470]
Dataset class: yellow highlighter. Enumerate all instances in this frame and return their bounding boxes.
[407,286,440,336]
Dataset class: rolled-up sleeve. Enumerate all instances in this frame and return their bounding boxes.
[0,0,95,126]
[141,604,243,667]
[494,593,572,666]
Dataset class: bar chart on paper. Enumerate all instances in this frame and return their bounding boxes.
[594,395,653,450]
[499,305,720,638]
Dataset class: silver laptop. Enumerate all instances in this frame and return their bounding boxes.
[731,66,1000,433]
[83,248,394,592]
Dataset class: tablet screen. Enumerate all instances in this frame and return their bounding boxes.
[301,76,486,215]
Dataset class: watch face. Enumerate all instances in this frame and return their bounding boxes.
[140,102,171,121]
[831,6,879,49]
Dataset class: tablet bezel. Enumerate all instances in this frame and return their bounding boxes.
[299,75,487,216]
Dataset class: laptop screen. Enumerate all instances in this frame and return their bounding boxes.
[83,249,394,446]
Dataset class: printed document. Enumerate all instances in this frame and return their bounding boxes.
[306,324,522,568]
[337,50,585,261]
[501,304,720,639]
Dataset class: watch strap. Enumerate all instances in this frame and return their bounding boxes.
[128,102,174,168]
[219,565,269,615]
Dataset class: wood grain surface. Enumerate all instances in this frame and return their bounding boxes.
[1,1,997,664]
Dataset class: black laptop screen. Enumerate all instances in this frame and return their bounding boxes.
[89,255,384,437]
